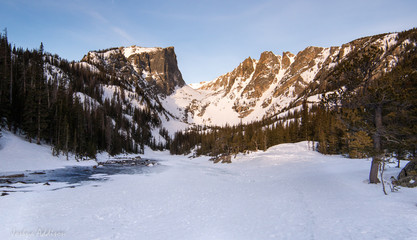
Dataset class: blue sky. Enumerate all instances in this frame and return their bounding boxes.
[1,0,416,84]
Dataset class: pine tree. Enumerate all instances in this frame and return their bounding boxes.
[0,29,11,128]
[34,43,48,144]
[300,99,311,141]
[348,131,373,158]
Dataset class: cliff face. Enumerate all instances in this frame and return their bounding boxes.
[123,46,185,95]
[82,46,185,96]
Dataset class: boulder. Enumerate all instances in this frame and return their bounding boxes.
[396,161,417,188]
[212,154,232,164]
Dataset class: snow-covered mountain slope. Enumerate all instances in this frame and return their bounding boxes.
[77,46,191,140]
[51,29,416,143]
[173,32,414,126]
[39,46,191,153]
[1,141,416,239]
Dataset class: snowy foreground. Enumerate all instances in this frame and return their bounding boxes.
[0,132,417,240]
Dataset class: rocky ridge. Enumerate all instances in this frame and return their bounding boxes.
[179,31,415,126]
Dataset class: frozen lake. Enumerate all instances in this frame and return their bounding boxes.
[0,159,160,194]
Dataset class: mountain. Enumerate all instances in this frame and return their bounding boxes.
[0,38,191,157]
[0,28,416,159]
[82,45,185,96]
[78,45,192,134]
[73,30,416,129]
[173,31,413,126]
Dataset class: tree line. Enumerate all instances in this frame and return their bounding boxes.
[170,29,417,184]
[169,101,368,157]
[0,30,163,159]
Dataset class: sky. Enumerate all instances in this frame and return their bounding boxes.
[1,0,416,84]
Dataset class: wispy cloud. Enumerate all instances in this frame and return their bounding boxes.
[139,1,273,23]
[111,26,134,42]
[86,10,108,23]
[81,9,134,43]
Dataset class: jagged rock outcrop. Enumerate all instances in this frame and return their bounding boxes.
[272,46,326,98]
[242,51,280,99]
[200,56,256,95]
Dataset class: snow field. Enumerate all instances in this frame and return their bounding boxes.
[1,138,416,240]
[0,131,96,172]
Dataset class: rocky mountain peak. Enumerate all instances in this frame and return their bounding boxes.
[82,46,185,96]
[124,46,185,95]
[240,57,256,78]
[282,51,295,69]
[289,46,324,75]
[199,56,256,94]
[241,51,280,99]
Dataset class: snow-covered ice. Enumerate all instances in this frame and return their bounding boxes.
[0,134,416,240]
